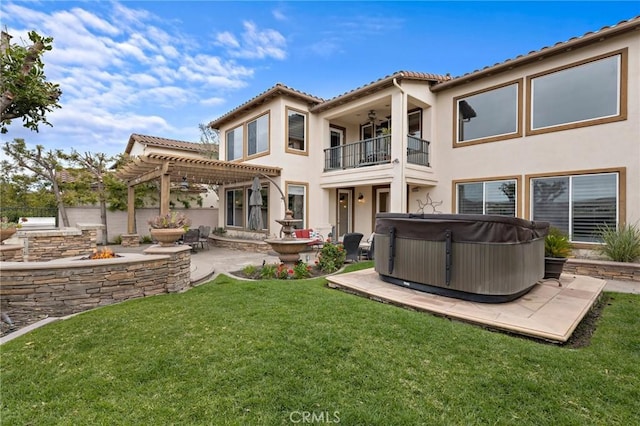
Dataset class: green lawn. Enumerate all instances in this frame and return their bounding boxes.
[1,266,639,425]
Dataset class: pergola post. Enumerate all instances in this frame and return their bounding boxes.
[160,172,171,216]
[127,185,136,234]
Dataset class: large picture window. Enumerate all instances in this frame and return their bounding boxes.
[226,126,243,161]
[287,183,307,228]
[454,81,521,146]
[530,172,618,243]
[527,49,626,135]
[226,188,244,227]
[247,113,269,156]
[456,179,517,216]
[286,108,307,153]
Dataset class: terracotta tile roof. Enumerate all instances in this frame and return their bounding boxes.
[310,70,450,113]
[208,83,325,129]
[125,133,211,154]
[431,15,640,92]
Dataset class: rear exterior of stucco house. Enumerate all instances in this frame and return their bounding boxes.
[209,16,639,247]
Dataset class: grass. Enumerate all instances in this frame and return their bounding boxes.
[1,265,639,425]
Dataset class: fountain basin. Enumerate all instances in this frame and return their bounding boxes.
[264,238,313,265]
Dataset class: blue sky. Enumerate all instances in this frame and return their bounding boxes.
[1,1,638,157]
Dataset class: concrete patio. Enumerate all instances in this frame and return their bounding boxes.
[326,269,608,343]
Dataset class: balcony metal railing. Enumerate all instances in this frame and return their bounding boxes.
[324,134,430,171]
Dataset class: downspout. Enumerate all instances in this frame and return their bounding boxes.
[393,77,407,212]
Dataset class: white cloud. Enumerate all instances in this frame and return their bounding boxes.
[200,97,226,107]
[272,9,287,21]
[216,21,287,60]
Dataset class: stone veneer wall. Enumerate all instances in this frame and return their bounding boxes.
[564,258,640,282]
[0,245,22,262]
[210,235,272,253]
[0,246,191,319]
[20,224,103,262]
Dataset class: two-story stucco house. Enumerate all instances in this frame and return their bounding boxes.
[205,16,638,248]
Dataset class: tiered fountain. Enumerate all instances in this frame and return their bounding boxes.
[264,209,312,266]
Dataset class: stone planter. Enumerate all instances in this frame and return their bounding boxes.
[150,228,185,247]
[0,228,17,244]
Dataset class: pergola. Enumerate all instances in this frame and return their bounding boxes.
[116,153,281,234]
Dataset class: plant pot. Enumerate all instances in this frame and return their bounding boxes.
[544,257,567,279]
[0,228,17,244]
[150,228,185,247]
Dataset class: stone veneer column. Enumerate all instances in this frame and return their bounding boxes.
[143,245,192,292]
[121,234,140,247]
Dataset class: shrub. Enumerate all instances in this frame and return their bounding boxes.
[140,235,153,244]
[260,263,277,279]
[545,227,572,258]
[276,263,293,279]
[242,264,258,277]
[597,223,640,263]
[147,211,191,229]
[292,260,312,279]
[317,241,346,273]
[112,234,123,245]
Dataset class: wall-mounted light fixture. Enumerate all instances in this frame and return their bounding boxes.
[358,193,365,203]
[180,176,189,191]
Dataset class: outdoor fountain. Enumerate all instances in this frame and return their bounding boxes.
[258,175,312,266]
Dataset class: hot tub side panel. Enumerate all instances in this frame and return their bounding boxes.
[374,235,544,299]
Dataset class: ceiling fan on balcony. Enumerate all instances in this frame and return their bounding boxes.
[366,109,391,126]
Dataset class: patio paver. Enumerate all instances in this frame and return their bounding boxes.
[326,269,606,343]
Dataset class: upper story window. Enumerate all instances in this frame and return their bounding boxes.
[454,80,522,146]
[286,108,307,154]
[456,178,518,217]
[527,49,627,135]
[226,126,243,161]
[247,113,269,157]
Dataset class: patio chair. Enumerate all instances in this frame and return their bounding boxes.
[182,228,200,252]
[342,232,364,263]
[198,225,211,250]
[359,233,375,260]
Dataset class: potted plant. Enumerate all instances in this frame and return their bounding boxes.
[544,227,572,279]
[147,211,191,247]
[1,217,22,244]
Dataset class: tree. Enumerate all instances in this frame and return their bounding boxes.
[2,138,70,226]
[65,150,117,245]
[1,30,61,133]
[198,123,219,160]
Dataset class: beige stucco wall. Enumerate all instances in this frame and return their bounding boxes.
[430,32,639,226]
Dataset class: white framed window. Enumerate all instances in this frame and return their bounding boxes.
[226,126,243,161]
[454,80,521,146]
[527,49,626,135]
[247,113,269,156]
[287,183,307,228]
[226,188,244,227]
[286,108,307,153]
[456,179,517,217]
[530,172,618,243]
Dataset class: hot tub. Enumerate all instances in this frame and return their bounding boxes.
[374,214,549,303]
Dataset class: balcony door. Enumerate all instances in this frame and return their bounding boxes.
[337,189,352,238]
[330,126,344,169]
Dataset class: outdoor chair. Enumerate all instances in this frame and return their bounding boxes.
[182,228,200,252]
[198,225,211,250]
[359,233,375,260]
[342,232,364,263]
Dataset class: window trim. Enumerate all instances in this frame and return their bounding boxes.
[245,111,271,159]
[225,125,244,161]
[452,175,522,216]
[285,181,309,229]
[452,79,523,148]
[285,107,309,156]
[225,187,245,228]
[524,167,626,247]
[525,48,628,136]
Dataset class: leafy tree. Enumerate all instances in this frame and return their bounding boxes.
[2,138,70,226]
[1,31,61,133]
[64,150,117,244]
[198,123,219,159]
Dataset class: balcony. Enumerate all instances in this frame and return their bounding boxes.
[324,134,430,171]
